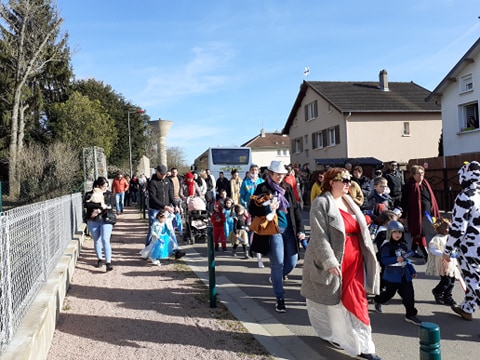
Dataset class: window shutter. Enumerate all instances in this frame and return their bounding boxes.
[314,100,318,117]
[322,131,327,147]
[335,125,340,144]
[304,105,308,121]
[311,133,316,148]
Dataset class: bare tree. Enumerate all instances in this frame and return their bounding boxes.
[1,0,68,199]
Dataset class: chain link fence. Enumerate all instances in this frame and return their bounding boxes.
[0,192,83,353]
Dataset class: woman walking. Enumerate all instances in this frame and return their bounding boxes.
[301,168,381,359]
[84,176,116,271]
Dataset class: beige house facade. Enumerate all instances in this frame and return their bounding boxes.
[427,37,480,156]
[283,71,442,171]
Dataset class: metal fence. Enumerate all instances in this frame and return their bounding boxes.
[0,192,84,352]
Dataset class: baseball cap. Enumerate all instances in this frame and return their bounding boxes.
[156,165,168,175]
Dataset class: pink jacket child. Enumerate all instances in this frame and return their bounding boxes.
[211,201,227,251]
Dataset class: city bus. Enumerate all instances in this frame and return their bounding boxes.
[193,147,252,179]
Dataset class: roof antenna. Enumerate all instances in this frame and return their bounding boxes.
[304,66,310,78]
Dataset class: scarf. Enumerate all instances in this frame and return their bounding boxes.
[266,176,290,211]
[184,178,195,197]
[405,177,440,237]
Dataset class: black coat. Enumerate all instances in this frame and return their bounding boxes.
[147,174,174,210]
[83,190,115,221]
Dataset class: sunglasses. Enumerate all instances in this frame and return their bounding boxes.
[335,178,351,184]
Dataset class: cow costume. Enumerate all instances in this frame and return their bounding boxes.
[444,161,480,320]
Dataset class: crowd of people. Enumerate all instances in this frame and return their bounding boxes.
[83,159,480,360]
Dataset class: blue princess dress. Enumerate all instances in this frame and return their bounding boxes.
[142,214,179,260]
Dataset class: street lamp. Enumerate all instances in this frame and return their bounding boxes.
[127,109,145,177]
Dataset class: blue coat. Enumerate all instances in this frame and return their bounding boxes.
[380,240,416,283]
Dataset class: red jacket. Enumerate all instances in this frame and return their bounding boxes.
[112,177,129,193]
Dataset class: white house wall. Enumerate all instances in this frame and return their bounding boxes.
[252,149,290,169]
[440,60,480,156]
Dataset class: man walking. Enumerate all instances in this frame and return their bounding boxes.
[146,164,186,259]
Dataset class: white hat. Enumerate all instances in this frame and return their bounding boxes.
[267,160,288,174]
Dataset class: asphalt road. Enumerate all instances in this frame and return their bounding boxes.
[184,207,480,360]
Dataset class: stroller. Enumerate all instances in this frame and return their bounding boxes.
[184,196,209,244]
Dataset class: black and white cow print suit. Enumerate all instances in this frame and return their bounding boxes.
[444,161,480,317]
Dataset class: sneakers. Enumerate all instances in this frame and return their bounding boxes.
[105,263,113,272]
[432,290,444,304]
[95,259,104,268]
[451,305,473,321]
[214,245,219,251]
[275,298,286,313]
[374,301,382,313]
[175,250,186,259]
[258,260,265,268]
[150,259,161,266]
[232,249,237,257]
[405,315,422,326]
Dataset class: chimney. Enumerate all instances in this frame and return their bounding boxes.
[379,69,389,91]
[260,128,266,137]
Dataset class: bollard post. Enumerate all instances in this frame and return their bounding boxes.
[419,322,441,360]
[207,225,217,308]
[0,182,2,212]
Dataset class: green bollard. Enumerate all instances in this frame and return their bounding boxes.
[419,322,441,360]
[207,225,217,308]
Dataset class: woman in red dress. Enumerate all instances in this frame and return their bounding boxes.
[301,168,381,360]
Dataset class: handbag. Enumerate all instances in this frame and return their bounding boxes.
[249,214,279,235]
[104,211,117,225]
[250,233,271,255]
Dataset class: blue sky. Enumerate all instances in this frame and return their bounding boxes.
[57,0,480,165]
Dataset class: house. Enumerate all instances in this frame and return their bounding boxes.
[241,129,290,168]
[282,70,442,176]
[426,37,480,156]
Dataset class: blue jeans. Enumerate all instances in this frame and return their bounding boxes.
[115,192,125,213]
[146,208,159,245]
[87,219,113,263]
[269,226,298,299]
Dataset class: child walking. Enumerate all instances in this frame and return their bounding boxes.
[223,197,235,240]
[140,209,176,265]
[211,200,227,251]
[228,204,251,258]
[373,220,422,325]
[426,218,458,305]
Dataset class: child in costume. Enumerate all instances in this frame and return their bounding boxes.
[228,204,251,258]
[223,197,235,240]
[211,201,227,251]
[426,217,460,305]
[140,209,178,265]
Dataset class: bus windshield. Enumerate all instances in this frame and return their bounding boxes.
[211,148,250,165]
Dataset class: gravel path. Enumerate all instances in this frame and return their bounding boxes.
[47,208,272,360]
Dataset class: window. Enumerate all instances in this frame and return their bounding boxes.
[460,74,474,93]
[304,100,318,121]
[460,102,479,131]
[292,137,303,153]
[304,134,308,145]
[327,125,340,146]
[327,128,336,146]
[312,130,324,149]
[402,122,410,136]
